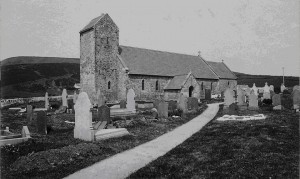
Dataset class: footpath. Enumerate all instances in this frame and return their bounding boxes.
[65,103,221,179]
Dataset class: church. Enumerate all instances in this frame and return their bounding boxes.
[80,13,237,104]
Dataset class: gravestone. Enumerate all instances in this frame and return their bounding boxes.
[36,111,47,135]
[127,89,136,112]
[292,89,300,110]
[244,86,251,96]
[263,82,271,100]
[168,100,177,111]
[237,87,246,105]
[120,100,126,108]
[251,83,258,96]
[98,105,111,124]
[158,101,168,118]
[96,89,105,107]
[248,91,258,110]
[151,108,158,119]
[177,93,188,113]
[224,88,235,106]
[187,97,198,110]
[293,85,300,92]
[62,89,68,107]
[280,84,286,93]
[272,94,282,110]
[269,85,274,91]
[270,90,275,99]
[228,103,239,115]
[73,91,78,104]
[74,92,94,141]
[45,92,49,109]
[153,99,160,109]
[281,94,293,110]
[26,105,33,123]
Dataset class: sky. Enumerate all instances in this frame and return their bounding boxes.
[1,0,299,76]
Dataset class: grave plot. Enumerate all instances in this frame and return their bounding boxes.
[0,100,208,179]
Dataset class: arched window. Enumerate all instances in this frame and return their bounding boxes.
[189,86,194,97]
[228,81,230,86]
[155,80,159,91]
[211,82,213,90]
[108,81,111,89]
[201,82,204,90]
[142,80,145,90]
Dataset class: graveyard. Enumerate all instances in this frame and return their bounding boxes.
[0,92,208,179]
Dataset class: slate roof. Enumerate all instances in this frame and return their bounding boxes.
[164,74,189,90]
[80,14,105,34]
[206,61,237,80]
[119,46,219,80]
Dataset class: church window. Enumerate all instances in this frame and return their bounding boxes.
[108,81,111,89]
[142,80,145,90]
[211,82,213,90]
[201,82,204,90]
[156,80,159,91]
[228,81,230,86]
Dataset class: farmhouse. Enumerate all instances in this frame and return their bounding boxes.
[80,13,237,104]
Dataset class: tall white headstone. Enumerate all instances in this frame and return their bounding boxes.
[237,87,246,105]
[280,83,286,93]
[127,89,136,112]
[249,90,258,109]
[251,83,258,96]
[74,92,94,141]
[62,89,68,107]
[224,88,235,106]
[45,92,49,109]
[263,82,271,99]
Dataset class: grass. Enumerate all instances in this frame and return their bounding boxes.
[0,103,207,179]
[128,105,299,179]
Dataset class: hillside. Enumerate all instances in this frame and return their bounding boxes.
[0,56,299,98]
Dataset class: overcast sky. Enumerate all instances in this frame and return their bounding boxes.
[1,0,299,76]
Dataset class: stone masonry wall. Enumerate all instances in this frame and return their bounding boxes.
[181,75,201,99]
[127,75,172,101]
[94,14,121,103]
[80,30,96,103]
[196,79,217,99]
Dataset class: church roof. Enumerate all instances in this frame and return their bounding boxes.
[80,14,105,34]
[119,46,219,80]
[164,73,194,90]
[206,61,237,79]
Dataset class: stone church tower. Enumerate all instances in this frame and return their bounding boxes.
[80,14,128,104]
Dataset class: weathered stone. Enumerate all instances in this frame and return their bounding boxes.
[62,89,68,107]
[98,105,111,124]
[280,84,286,93]
[21,126,30,138]
[127,89,135,112]
[96,89,106,107]
[158,101,168,118]
[36,111,47,135]
[224,88,235,106]
[273,105,282,110]
[120,100,126,108]
[228,103,239,115]
[292,89,300,109]
[251,83,258,96]
[74,92,94,141]
[45,92,49,109]
[177,93,187,113]
[237,87,246,106]
[26,105,33,123]
[272,94,281,106]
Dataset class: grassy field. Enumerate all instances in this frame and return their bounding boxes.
[129,105,299,179]
[0,102,207,179]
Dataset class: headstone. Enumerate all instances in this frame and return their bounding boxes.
[45,92,49,109]
[251,83,258,96]
[281,94,293,110]
[269,85,274,91]
[26,105,33,123]
[120,100,126,108]
[263,83,271,99]
[98,105,111,124]
[62,89,68,107]
[280,84,286,93]
[74,92,94,141]
[153,99,160,109]
[73,91,78,104]
[96,89,106,107]
[168,100,177,111]
[151,108,158,119]
[272,94,282,110]
[127,89,136,112]
[293,85,300,92]
[177,93,188,113]
[248,91,258,110]
[187,97,198,110]
[270,90,275,99]
[36,111,47,135]
[292,89,300,110]
[237,87,246,105]
[228,103,239,115]
[158,101,168,118]
[224,88,235,106]
[244,86,251,96]
[21,126,30,138]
